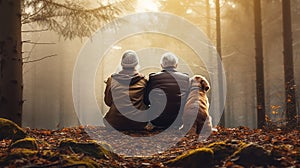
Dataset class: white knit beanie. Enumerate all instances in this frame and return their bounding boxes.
[121,50,139,68]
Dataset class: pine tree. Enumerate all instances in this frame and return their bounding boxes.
[0,0,130,126]
[254,0,266,128]
[281,0,297,128]
[0,0,23,125]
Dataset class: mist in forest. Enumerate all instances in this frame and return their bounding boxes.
[21,0,300,129]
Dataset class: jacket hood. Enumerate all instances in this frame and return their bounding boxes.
[111,70,144,85]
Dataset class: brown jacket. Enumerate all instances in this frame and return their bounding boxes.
[104,70,148,131]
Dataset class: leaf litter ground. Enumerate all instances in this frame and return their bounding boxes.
[0,126,299,167]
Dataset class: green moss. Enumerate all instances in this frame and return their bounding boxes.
[229,143,272,167]
[0,148,38,166]
[59,139,114,159]
[166,148,214,168]
[207,141,237,162]
[0,118,27,141]
[62,155,99,168]
[39,150,60,161]
[236,141,248,149]
[9,137,38,150]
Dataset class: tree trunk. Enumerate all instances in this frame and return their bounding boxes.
[0,0,23,126]
[206,0,211,39]
[254,0,266,128]
[215,0,225,127]
[282,0,297,128]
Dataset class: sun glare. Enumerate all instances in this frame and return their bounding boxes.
[25,6,34,15]
[24,1,43,15]
[186,8,193,14]
[136,0,161,12]
[227,1,236,8]
[209,0,227,8]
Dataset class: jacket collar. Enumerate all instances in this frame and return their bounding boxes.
[162,67,177,72]
[119,69,138,75]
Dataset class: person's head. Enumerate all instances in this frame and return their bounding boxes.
[160,52,179,69]
[121,50,139,70]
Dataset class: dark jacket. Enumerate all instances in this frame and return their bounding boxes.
[144,68,190,129]
[104,69,148,131]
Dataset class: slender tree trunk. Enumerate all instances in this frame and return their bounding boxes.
[206,0,211,39]
[254,0,266,128]
[282,0,297,128]
[215,0,225,127]
[0,0,23,125]
[206,0,216,125]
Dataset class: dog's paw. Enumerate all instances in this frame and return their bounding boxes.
[211,127,218,132]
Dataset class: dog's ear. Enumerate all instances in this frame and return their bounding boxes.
[201,78,210,92]
[191,76,201,88]
[193,76,201,81]
[191,75,210,91]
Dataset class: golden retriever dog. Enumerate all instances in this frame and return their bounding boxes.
[182,75,213,135]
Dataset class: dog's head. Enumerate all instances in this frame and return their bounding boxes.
[191,75,210,92]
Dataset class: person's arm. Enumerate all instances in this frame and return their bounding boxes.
[144,75,153,106]
[104,77,113,107]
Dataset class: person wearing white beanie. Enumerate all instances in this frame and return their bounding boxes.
[103,50,148,131]
[121,50,139,69]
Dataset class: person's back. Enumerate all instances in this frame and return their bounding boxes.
[145,52,190,129]
[104,50,148,131]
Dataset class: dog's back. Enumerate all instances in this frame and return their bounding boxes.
[182,75,212,135]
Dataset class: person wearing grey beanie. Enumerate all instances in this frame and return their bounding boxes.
[103,50,148,131]
[144,52,190,130]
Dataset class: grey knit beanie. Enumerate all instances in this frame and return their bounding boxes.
[121,50,139,68]
[160,52,178,68]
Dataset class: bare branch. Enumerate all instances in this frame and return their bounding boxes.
[22,4,47,23]
[22,40,56,45]
[23,54,57,63]
[22,29,49,33]
[222,51,238,59]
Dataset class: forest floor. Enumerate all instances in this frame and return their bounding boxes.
[1,125,300,168]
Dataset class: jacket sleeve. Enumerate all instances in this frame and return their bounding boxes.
[144,75,153,106]
[104,77,113,107]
